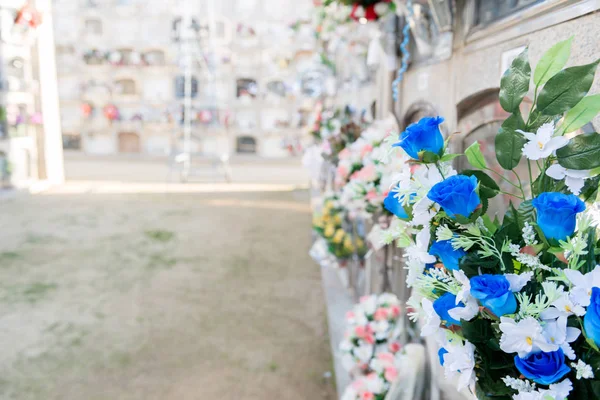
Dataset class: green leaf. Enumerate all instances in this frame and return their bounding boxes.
[517,200,536,228]
[439,153,462,162]
[537,59,600,115]
[461,170,500,199]
[560,94,600,133]
[556,132,600,170]
[419,150,440,163]
[499,48,531,112]
[495,112,527,170]
[461,319,492,343]
[465,141,487,169]
[534,37,573,86]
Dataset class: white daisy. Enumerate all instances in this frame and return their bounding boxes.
[563,266,600,307]
[499,317,558,357]
[518,122,569,160]
[546,164,590,195]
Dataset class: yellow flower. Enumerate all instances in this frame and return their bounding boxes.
[333,229,345,244]
[324,224,335,237]
[333,214,342,225]
[343,236,354,251]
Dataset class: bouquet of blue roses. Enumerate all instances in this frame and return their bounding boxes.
[382,38,600,399]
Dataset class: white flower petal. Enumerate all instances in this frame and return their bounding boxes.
[505,272,533,292]
[546,164,567,180]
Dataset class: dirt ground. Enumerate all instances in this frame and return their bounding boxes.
[0,189,335,400]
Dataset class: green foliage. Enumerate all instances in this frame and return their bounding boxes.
[461,170,500,200]
[559,94,600,134]
[419,150,441,163]
[556,132,600,170]
[517,200,536,228]
[533,36,573,86]
[461,318,492,343]
[495,112,527,170]
[440,153,462,162]
[499,48,531,113]
[537,59,600,115]
[465,141,487,169]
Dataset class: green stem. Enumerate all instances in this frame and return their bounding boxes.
[525,85,540,128]
[435,162,446,179]
[486,168,522,191]
[527,160,534,195]
[511,170,527,199]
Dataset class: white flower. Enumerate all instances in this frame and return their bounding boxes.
[448,297,479,322]
[372,320,391,340]
[411,197,438,227]
[502,376,536,392]
[512,379,572,400]
[420,298,441,337]
[361,295,378,315]
[518,122,569,160]
[572,359,594,380]
[354,343,373,363]
[505,272,533,292]
[546,164,590,195]
[522,222,538,246]
[365,373,386,394]
[564,266,600,307]
[541,316,580,360]
[499,317,559,357]
[540,291,586,319]
[443,341,476,391]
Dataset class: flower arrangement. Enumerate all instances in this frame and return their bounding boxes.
[339,293,404,400]
[313,196,368,261]
[380,38,600,399]
[336,0,396,22]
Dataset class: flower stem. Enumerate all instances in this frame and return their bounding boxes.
[511,170,527,199]
[527,160,534,196]
[435,162,446,179]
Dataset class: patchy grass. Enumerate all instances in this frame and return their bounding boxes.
[1,282,58,303]
[0,251,21,263]
[268,362,278,372]
[144,230,175,242]
[146,254,177,270]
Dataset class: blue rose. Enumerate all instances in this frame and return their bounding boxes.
[433,292,464,326]
[392,116,444,159]
[438,347,448,366]
[470,274,517,316]
[429,240,466,271]
[427,175,481,218]
[584,287,600,347]
[532,192,585,241]
[383,189,409,219]
[514,349,571,385]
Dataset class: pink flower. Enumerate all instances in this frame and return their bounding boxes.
[364,333,375,344]
[346,311,355,320]
[339,148,351,160]
[384,366,398,382]
[373,307,389,321]
[388,342,402,353]
[366,190,378,201]
[361,144,373,158]
[390,305,401,318]
[354,325,367,338]
[361,392,374,400]
[337,166,349,179]
[377,352,395,365]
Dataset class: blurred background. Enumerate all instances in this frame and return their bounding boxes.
[0,0,599,399]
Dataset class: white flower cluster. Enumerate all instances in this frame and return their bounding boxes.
[339,293,405,400]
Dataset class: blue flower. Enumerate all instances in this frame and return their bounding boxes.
[514,349,571,385]
[383,190,409,219]
[438,347,448,366]
[470,274,517,316]
[532,192,585,241]
[427,175,480,218]
[433,292,464,326]
[393,116,444,159]
[429,240,466,271]
[584,287,600,347]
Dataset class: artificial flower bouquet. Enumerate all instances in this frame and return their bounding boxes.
[337,0,396,22]
[322,107,365,165]
[382,38,600,399]
[313,195,368,261]
[339,293,405,400]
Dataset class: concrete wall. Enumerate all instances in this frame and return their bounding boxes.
[398,9,600,132]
